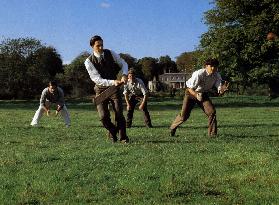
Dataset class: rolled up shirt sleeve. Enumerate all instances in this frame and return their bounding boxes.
[186,70,200,90]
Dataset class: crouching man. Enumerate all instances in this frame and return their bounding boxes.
[170,58,229,137]
[123,69,153,128]
[31,81,71,127]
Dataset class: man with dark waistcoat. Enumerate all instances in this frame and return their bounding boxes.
[84,35,129,143]
[170,58,228,137]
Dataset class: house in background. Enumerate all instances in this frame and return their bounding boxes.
[159,72,189,89]
[148,69,190,92]
[148,76,157,92]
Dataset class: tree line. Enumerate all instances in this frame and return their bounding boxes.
[0,38,190,99]
[0,0,278,99]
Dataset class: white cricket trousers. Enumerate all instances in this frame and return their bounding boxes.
[31,103,71,126]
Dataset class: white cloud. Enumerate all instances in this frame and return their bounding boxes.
[100,2,111,8]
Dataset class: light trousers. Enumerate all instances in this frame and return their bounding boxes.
[31,103,70,126]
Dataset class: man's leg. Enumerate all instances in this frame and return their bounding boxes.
[142,102,152,128]
[97,100,118,142]
[199,98,217,136]
[30,105,46,126]
[170,91,195,136]
[60,105,71,127]
[111,91,129,142]
[110,101,118,130]
[126,96,137,128]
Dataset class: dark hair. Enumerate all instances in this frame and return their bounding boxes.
[205,58,219,67]
[48,80,58,87]
[90,35,103,46]
[128,68,136,75]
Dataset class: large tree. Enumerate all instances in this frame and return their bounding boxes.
[0,37,64,99]
[176,51,202,75]
[137,57,158,81]
[158,55,177,74]
[200,0,279,94]
[0,37,43,98]
[32,46,64,77]
[26,46,64,96]
[62,52,93,97]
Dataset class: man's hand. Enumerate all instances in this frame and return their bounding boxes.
[114,80,123,86]
[126,104,131,111]
[43,106,50,116]
[121,75,128,84]
[139,103,145,110]
[196,92,203,101]
[55,105,62,116]
[219,81,230,96]
[114,75,127,86]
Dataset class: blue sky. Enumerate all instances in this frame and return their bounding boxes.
[0,0,214,64]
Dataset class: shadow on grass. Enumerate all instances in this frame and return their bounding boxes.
[127,125,169,128]
[130,139,183,144]
[149,101,279,110]
[219,123,279,128]
[129,132,279,145]
[222,133,279,139]
[126,122,279,130]
[177,123,279,129]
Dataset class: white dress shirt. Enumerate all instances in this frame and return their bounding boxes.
[84,50,128,86]
[123,78,148,96]
[186,68,222,92]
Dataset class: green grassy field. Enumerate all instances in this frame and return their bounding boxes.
[1,96,279,204]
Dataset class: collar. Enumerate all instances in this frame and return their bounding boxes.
[93,51,104,58]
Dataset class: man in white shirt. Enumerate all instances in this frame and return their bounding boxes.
[84,35,129,143]
[123,69,152,128]
[30,81,71,127]
[170,58,228,137]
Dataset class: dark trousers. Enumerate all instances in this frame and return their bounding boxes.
[170,89,217,136]
[126,95,152,127]
[95,86,128,140]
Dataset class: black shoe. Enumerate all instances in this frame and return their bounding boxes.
[170,128,176,137]
[147,124,153,128]
[126,124,131,128]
